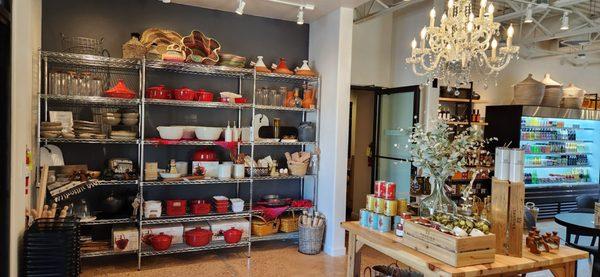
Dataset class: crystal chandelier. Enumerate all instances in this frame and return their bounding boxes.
[406,0,519,87]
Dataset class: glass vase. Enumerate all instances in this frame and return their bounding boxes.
[419,176,457,217]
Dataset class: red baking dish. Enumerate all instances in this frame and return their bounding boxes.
[234,98,247,104]
[214,204,229,213]
[197,89,214,102]
[166,200,187,216]
[184,227,212,247]
[172,87,196,101]
[190,200,211,215]
[146,85,172,99]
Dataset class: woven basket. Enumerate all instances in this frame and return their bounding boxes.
[288,162,308,176]
[251,215,280,237]
[123,43,146,59]
[280,212,298,233]
[298,222,325,255]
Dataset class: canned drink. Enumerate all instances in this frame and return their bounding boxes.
[366,194,376,211]
[378,215,392,232]
[359,209,370,227]
[384,182,396,200]
[374,180,386,198]
[397,199,408,214]
[370,212,380,230]
[375,197,386,214]
[384,199,397,216]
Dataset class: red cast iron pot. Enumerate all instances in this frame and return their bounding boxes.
[172,87,196,101]
[197,89,214,102]
[150,232,173,251]
[192,149,218,161]
[166,200,187,216]
[214,204,229,213]
[223,227,243,244]
[146,85,172,99]
[184,227,213,247]
[190,200,211,215]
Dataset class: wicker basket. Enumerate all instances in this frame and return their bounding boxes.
[280,212,299,233]
[298,222,325,255]
[61,33,104,55]
[288,162,308,176]
[122,38,146,59]
[245,167,270,177]
[251,215,280,237]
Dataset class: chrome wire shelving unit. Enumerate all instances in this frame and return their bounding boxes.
[37,51,320,269]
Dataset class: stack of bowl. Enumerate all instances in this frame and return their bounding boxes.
[73,120,104,139]
[41,122,69,138]
[219,53,246,68]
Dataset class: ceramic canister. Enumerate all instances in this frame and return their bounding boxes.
[370,212,380,230]
[384,199,397,216]
[366,194,376,211]
[375,197,386,214]
[378,215,392,232]
[374,180,386,198]
[359,209,370,227]
[494,147,510,180]
[509,148,524,183]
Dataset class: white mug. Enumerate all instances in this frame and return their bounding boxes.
[218,164,232,180]
[233,164,245,178]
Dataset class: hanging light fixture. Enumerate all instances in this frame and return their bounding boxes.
[405,0,519,87]
[235,0,246,15]
[297,7,304,25]
[524,4,533,23]
[561,11,570,30]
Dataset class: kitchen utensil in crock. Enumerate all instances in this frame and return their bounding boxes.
[184,227,213,247]
[223,227,243,244]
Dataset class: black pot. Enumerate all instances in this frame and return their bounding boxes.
[101,193,124,214]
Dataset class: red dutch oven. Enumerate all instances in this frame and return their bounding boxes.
[190,200,211,215]
[166,200,187,216]
[184,227,213,247]
[150,232,173,251]
[146,85,172,99]
[223,227,243,244]
[172,87,196,101]
[192,149,218,161]
[197,89,214,102]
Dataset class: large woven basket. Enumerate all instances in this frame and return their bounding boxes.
[288,162,308,176]
[251,215,280,237]
[298,222,325,255]
[279,212,298,233]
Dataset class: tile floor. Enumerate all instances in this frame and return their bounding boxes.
[81,220,593,276]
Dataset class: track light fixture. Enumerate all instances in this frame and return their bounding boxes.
[160,0,171,3]
[297,7,304,25]
[524,4,533,23]
[560,11,569,30]
[235,0,246,15]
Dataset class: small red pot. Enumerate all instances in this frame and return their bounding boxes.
[145,85,172,99]
[223,227,243,244]
[191,200,211,215]
[234,98,247,104]
[172,87,196,101]
[150,232,173,251]
[166,200,187,216]
[184,227,213,247]
[214,204,229,213]
[197,89,214,102]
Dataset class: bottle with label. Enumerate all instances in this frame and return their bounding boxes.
[293,88,302,108]
[225,121,232,142]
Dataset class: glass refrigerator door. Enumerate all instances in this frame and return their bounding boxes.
[520,116,599,187]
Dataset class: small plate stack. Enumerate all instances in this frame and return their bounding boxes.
[110,130,137,140]
[40,122,66,138]
[73,120,105,139]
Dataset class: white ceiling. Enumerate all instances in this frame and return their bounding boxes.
[173,0,369,23]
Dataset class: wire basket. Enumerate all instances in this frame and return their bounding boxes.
[61,33,104,55]
[298,222,325,255]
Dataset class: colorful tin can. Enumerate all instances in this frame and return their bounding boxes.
[374,180,386,198]
[378,215,392,232]
[384,199,397,216]
[370,212,380,230]
[375,197,386,214]
[384,182,396,200]
[359,209,370,227]
[366,194,376,211]
[397,198,408,214]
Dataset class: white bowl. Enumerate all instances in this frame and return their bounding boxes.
[160,172,182,179]
[157,126,183,140]
[174,126,196,139]
[195,127,223,141]
[122,118,139,126]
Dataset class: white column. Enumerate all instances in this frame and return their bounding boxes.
[10,0,41,276]
[308,7,353,256]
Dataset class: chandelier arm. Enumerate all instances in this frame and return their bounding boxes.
[411,63,428,76]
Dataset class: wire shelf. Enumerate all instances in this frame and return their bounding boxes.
[255,72,318,82]
[254,104,316,112]
[42,51,140,69]
[144,98,251,109]
[140,239,249,257]
[79,218,137,225]
[81,249,137,258]
[40,138,139,144]
[143,140,219,146]
[146,60,252,77]
[141,211,251,225]
[252,175,315,181]
[243,141,316,146]
[94,180,139,186]
[142,178,251,186]
[250,232,299,242]
[42,94,140,107]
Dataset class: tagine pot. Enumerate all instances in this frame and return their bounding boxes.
[271,58,293,75]
[251,56,271,73]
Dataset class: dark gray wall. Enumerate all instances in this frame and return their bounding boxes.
[42,0,309,66]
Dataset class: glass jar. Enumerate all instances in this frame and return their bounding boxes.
[48,71,57,95]
[260,88,270,105]
[66,71,77,96]
[277,87,287,106]
[268,89,278,106]
[81,72,92,96]
[91,77,102,96]
[418,176,457,217]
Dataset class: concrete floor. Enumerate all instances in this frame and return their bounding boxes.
[81,220,593,276]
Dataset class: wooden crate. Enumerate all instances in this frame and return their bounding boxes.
[402,220,496,267]
[491,178,524,257]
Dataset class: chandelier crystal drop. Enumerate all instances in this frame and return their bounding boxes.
[406,0,519,87]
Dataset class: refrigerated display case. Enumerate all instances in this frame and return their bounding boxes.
[485,105,600,218]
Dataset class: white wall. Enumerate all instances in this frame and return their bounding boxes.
[309,6,354,256]
[351,14,393,87]
[11,0,41,276]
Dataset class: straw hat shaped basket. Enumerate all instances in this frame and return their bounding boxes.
[513,74,545,105]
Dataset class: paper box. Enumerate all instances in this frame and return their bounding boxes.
[209,218,250,241]
[112,226,139,252]
[141,223,184,249]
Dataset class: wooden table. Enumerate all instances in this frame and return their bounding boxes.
[342,221,588,277]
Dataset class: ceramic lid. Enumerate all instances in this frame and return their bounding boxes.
[563,83,582,93]
[515,73,543,86]
[542,74,562,86]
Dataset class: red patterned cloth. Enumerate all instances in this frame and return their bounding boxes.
[253,205,289,221]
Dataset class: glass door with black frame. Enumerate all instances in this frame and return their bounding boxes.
[373,86,420,200]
